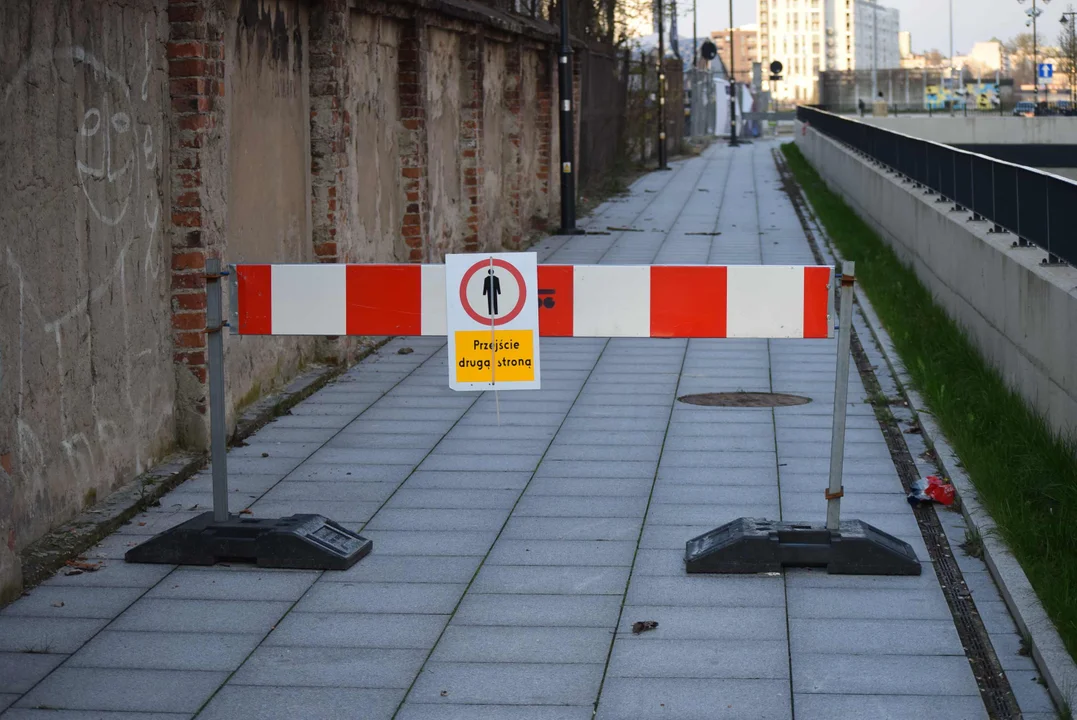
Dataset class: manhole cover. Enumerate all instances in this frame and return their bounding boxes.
[677,392,811,407]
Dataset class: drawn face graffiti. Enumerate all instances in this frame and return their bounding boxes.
[75,60,136,226]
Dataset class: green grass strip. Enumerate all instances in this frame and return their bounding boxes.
[782,141,1077,662]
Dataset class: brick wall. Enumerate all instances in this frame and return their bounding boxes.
[398,21,427,262]
[310,0,350,265]
[462,34,484,253]
[167,0,225,442]
[505,43,523,249]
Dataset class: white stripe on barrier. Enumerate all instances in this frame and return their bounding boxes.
[421,265,447,336]
[272,264,346,336]
[574,265,650,337]
[727,265,805,338]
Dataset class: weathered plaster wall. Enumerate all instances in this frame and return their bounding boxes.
[425,28,467,261]
[221,0,315,421]
[0,0,172,599]
[481,41,510,252]
[518,47,546,233]
[346,14,406,263]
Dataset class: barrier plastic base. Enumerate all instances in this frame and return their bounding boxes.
[124,512,372,571]
[685,517,921,576]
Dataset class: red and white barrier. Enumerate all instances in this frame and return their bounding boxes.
[233,264,833,339]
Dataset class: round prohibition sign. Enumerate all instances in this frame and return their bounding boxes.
[460,258,527,326]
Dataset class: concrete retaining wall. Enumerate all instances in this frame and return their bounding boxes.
[858,115,1077,145]
[796,126,1077,443]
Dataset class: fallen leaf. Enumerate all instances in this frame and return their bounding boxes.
[137,522,146,527]
[239,509,253,515]
[51,601,64,608]
[261,452,269,458]
[65,559,102,572]
[63,569,83,577]
[397,347,414,355]
[632,620,658,634]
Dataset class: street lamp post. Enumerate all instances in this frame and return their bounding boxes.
[729,0,738,147]
[1018,0,1051,108]
[557,0,582,234]
[658,0,669,169]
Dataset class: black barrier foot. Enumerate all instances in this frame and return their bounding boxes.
[124,512,372,571]
[684,517,921,576]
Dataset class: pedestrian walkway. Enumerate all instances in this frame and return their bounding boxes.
[0,140,1052,719]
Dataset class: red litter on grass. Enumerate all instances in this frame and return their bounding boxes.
[907,475,955,507]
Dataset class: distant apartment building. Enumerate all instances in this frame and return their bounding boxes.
[711,24,760,86]
[758,0,900,102]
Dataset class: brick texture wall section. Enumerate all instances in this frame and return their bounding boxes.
[310,0,350,264]
[462,33,484,252]
[168,0,225,428]
[534,50,554,232]
[505,43,523,249]
[398,21,427,262]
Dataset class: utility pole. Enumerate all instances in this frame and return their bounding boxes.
[658,0,669,169]
[693,0,698,69]
[729,0,738,146]
[1019,0,1051,108]
[557,0,582,234]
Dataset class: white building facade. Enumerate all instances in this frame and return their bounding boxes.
[758,0,900,102]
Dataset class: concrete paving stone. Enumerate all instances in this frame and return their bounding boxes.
[662,435,775,452]
[471,564,629,595]
[256,480,399,503]
[374,396,475,410]
[785,566,943,590]
[1006,670,1058,714]
[358,530,498,556]
[501,516,643,541]
[975,600,1020,636]
[779,491,911,516]
[792,653,980,696]
[403,470,532,490]
[778,441,892,460]
[395,704,593,720]
[986,631,1039,672]
[453,594,622,627]
[534,460,656,479]
[471,400,573,415]
[574,394,672,409]
[146,568,318,601]
[41,560,173,589]
[664,421,774,438]
[211,456,303,476]
[325,433,445,450]
[229,441,324,459]
[631,548,695,576]
[260,414,358,429]
[0,652,66,694]
[627,574,785,608]
[659,451,777,469]
[788,586,951,620]
[408,662,604,705]
[319,555,483,585]
[789,618,963,655]
[67,630,262,671]
[595,677,791,720]
[456,412,567,428]
[0,616,107,654]
[513,495,649,518]
[286,463,412,482]
[342,420,458,435]
[296,581,465,615]
[645,503,776,526]
[657,465,779,486]
[777,473,901,495]
[249,427,343,444]
[2,585,145,619]
[15,667,227,714]
[431,625,613,664]
[792,693,989,720]
[181,472,283,495]
[365,508,508,532]
[361,407,468,422]
[526,477,653,497]
[651,484,778,505]
[434,439,553,456]
[543,444,662,462]
[1,711,188,720]
[485,539,637,567]
[245,500,380,523]
[418,454,540,472]
[608,639,789,679]
[266,612,447,649]
[231,646,426,688]
[446,425,559,441]
[196,685,403,720]
[617,605,787,641]
[559,417,669,432]
[775,427,883,444]
[384,488,521,510]
[289,402,380,417]
[110,598,290,634]
[639,524,717,549]
[569,406,670,420]
[552,430,666,446]
[305,447,430,465]
[115,510,204,535]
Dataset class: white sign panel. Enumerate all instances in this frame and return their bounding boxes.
[445,252,541,391]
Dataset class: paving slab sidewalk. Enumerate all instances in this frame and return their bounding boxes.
[0,141,1046,719]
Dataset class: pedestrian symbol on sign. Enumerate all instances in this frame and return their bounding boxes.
[483,269,501,315]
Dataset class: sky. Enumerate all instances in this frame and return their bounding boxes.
[681,0,1075,55]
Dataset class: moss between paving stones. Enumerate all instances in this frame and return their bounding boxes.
[782,141,1077,664]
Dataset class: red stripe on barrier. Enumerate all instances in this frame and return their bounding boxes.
[236,264,272,334]
[346,265,422,336]
[803,266,830,338]
[650,266,727,338]
[538,265,574,337]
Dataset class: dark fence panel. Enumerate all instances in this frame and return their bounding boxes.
[797,105,1075,266]
[578,42,627,187]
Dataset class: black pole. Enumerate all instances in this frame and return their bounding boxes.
[558,0,582,234]
[728,0,738,146]
[657,0,668,169]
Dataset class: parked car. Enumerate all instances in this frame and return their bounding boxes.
[1013,101,1036,117]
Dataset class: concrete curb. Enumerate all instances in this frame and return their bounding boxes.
[788,147,1077,715]
[13,336,392,602]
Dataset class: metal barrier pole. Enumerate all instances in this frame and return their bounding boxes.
[826,260,855,531]
[206,257,230,523]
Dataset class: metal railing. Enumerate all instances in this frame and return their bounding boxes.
[797,105,1076,267]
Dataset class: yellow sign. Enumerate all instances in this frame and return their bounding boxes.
[454,330,535,383]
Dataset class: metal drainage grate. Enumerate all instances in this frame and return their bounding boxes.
[676,392,811,408]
